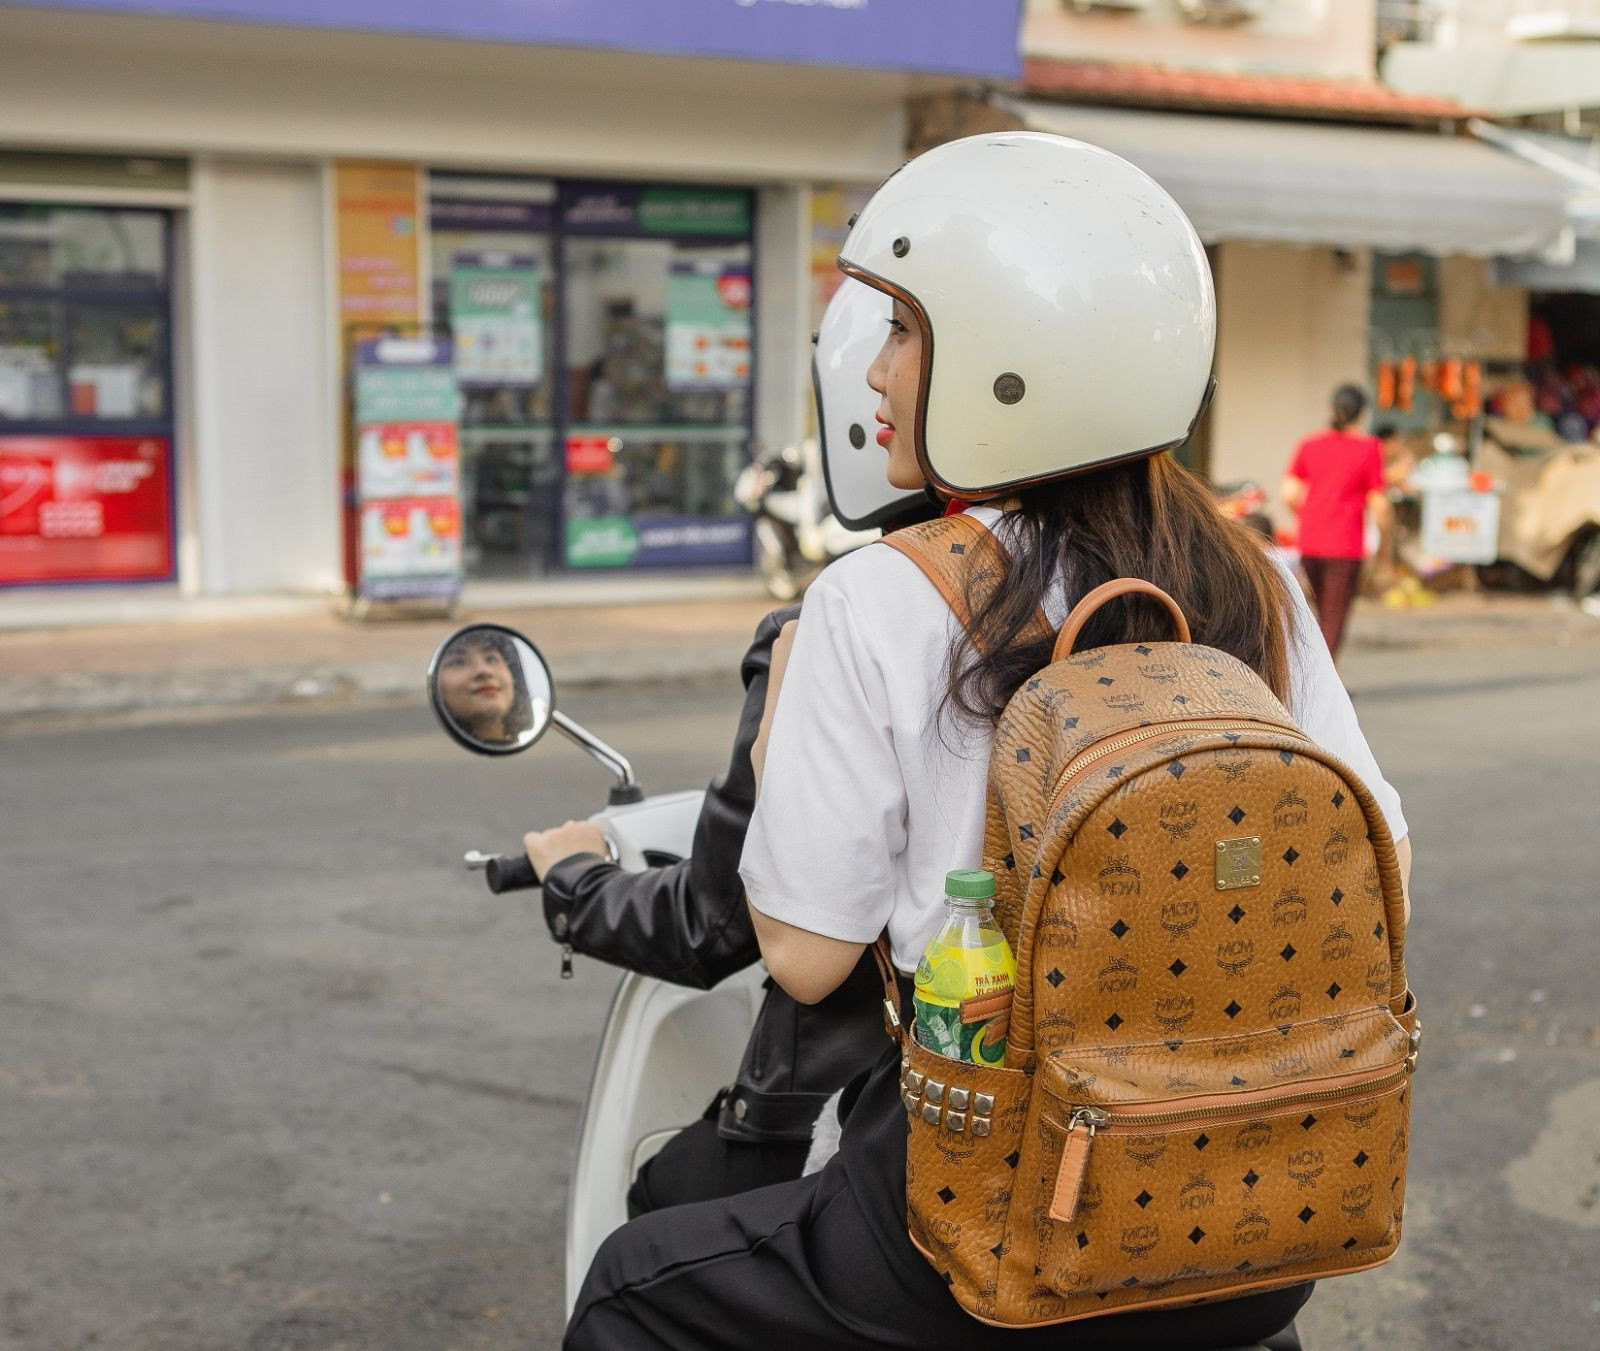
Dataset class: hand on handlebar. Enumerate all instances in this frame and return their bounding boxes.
[524,820,612,877]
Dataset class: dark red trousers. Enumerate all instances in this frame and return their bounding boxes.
[1300,555,1363,659]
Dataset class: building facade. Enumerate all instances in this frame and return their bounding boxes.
[0,1,1021,598]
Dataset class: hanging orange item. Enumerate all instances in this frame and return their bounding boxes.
[1397,355,1417,411]
[1420,358,1440,394]
[1376,358,1397,410]
[1440,357,1464,402]
[1461,360,1483,417]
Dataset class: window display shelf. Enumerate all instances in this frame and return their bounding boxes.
[568,423,748,441]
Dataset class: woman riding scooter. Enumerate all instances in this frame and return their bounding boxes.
[565,133,1412,1350]
[523,282,930,1215]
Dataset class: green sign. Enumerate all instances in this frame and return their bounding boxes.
[565,516,640,568]
[449,258,542,385]
[638,188,750,237]
[354,363,460,425]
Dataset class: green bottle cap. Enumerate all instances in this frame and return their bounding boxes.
[945,869,996,900]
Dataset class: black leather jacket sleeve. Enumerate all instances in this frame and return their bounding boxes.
[539,604,800,990]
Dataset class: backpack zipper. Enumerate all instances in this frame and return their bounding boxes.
[1044,718,1307,825]
[1047,1062,1408,1225]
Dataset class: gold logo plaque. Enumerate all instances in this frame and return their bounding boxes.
[1215,836,1263,891]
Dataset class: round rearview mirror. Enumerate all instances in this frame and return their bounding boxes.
[427,624,555,756]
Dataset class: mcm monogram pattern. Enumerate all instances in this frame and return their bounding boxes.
[882,520,1418,1329]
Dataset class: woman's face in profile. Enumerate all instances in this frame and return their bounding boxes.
[866,297,928,491]
[438,640,515,734]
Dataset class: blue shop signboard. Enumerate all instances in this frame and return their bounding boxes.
[11,0,1023,78]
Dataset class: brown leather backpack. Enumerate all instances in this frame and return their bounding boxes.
[877,514,1419,1327]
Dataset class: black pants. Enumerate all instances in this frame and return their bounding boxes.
[1301,554,1364,660]
[627,1100,811,1217]
[569,1044,1312,1350]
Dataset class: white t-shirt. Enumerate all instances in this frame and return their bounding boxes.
[740,506,1408,973]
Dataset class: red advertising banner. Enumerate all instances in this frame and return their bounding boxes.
[0,436,174,584]
[565,435,616,476]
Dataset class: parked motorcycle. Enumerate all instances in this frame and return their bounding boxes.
[425,622,1305,1351]
[733,438,877,600]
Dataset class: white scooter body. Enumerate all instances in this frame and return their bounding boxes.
[566,790,764,1315]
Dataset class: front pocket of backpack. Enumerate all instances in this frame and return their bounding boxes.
[1033,1011,1413,1301]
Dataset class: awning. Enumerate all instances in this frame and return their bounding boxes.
[1005,99,1571,258]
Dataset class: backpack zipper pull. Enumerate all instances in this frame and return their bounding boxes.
[1048,1106,1107,1224]
[560,943,574,980]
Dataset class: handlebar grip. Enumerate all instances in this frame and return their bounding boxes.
[484,853,539,895]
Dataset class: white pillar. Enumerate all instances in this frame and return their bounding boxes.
[189,157,340,595]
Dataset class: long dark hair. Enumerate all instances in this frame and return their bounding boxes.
[946,454,1295,728]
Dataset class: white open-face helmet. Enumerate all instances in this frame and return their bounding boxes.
[839,131,1216,498]
[813,277,929,530]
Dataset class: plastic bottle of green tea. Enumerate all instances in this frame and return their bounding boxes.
[913,869,1016,1066]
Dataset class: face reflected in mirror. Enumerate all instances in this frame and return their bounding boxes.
[430,625,554,754]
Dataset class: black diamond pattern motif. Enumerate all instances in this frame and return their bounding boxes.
[1165,1039,1184,1052]
[938,1186,956,1204]
[1236,1260,1253,1272]
[1194,1133,1210,1151]
[1108,818,1128,839]
[1353,1150,1369,1168]
[1110,918,1130,938]
[1046,967,1065,988]
[1224,1000,1242,1019]
[1332,789,1345,808]
[1243,1170,1260,1189]
[1230,1075,1247,1087]
[1301,1114,1318,1131]
[1228,805,1246,825]
[1002,853,1015,870]
[1097,676,1115,687]
[1051,868,1066,885]
[1281,943,1297,961]
[1168,760,1187,780]
[1327,982,1342,1000]
[1064,717,1080,730]
[1076,1231,1090,1249]
[1228,904,1246,923]
[1135,645,1153,655]
[1026,678,1042,691]
[1298,1206,1316,1224]
[1173,694,1189,706]
[1134,1190,1153,1209]
[990,1241,1006,1260]
[1005,1151,1020,1169]
[1169,958,1187,976]
[1105,1012,1124,1032]
[1172,861,1190,880]
[1189,1226,1206,1244]
[1331,888,1344,906]
[1283,846,1300,865]
[1343,1237,1359,1250]
[1278,749,1294,765]
[1374,921,1385,939]
[1018,823,1035,840]
[1016,747,1031,763]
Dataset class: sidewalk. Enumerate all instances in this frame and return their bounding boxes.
[1,585,1595,725]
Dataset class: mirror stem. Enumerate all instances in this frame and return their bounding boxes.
[550,710,640,795]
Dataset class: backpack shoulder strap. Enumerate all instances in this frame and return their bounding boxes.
[879,513,1052,648]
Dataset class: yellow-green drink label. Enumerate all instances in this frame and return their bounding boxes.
[913,934,1015,1066]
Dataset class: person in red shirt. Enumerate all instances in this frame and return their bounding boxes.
[1282,384,1389,659]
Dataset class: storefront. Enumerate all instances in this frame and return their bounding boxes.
[0,199,176,585]
[0,0,1022,598]
[424,174,756,578]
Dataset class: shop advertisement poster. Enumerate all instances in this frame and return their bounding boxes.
[1421,490,1502,566]
[666,261,752,391]
[449,255,543,386]
[565,513,752,570]
[336,163,422,329]
[565,435,616,477]
[0,435,173,584]
[352,337,462,601]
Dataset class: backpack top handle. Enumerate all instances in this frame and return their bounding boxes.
[1052,578,1193,663]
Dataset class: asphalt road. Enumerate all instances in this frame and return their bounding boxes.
[2,643,1597,1350]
